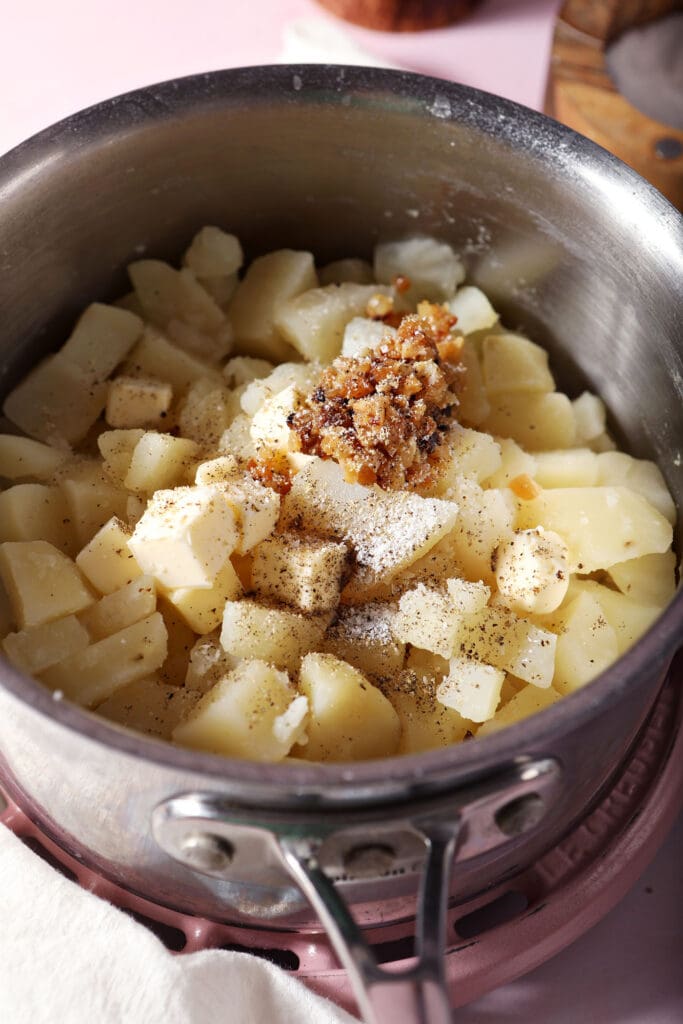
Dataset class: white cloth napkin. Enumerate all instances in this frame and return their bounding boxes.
[0,824,358,1024]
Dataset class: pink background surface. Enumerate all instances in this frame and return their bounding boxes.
[1,0,681,1020]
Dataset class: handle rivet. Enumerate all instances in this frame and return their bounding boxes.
[178,832,234,873]
[343,843,395,877]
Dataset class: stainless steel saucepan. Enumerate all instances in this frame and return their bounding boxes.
[0,66,680,1024]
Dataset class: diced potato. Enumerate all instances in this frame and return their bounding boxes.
[341,316,396,358]
[124,433,200,493]
[533,449,599,488]
[454,606,557,688]
[75,516,143,594]
[129,260,226,335]
[2,614,90,675]
[394,585,461,658]
[223,356,274,389]
[252,533,348,613]
[183,226,243,278]
[572,392,607,445]
[569,579,661,655]
[128,484,239,589]
[483,392,576,451]
[550,591,619,695]
[60,471,129,547]
[96,674,199,740]
[374,237,465,302]
[0,435,68,482]
[596,452,676,524]
[0,541,94,628]
[42,612,168,706]
[477,685,561,737]
[319,258,374,286]
[483,438,537,489]
[79,576,157,640]
[97,429,145,484]
[281,459,459,602]
[115,291,145,318]
[457,340,490,427]
[275,283,389,364]
[124,327,222,393]
[295,653,400,761]
[516,486,673,572]
[390,674,470,754]
[60,303,143,381]
[437,657,505,723]
[185,633,239,693]
[219,413,258,465]
[215,472,281,553]
[322,602,404,682]
[3,353,108,446]
[157,596,197,687]
[404,645,450,681]
[249,383,301,455]
[165,557,242,634]
[447,286,498,335]
[240,362,320,417]
[106,375,172,430]
[443,477,515,585]
[446,577,490,613]
[220,599,328,672]
[173,659,307,761]
[0,484,73,553]
[194,455,239,486]
[482,333,555,395]
[608,550,677,607]
[177,379,235,448]
[429,425,502,490]
[229,249,317,362]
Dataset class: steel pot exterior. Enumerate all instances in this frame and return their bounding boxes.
[0,66,680,927]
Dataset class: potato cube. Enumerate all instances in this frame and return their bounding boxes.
[97,429,145,484]
[194,455,239,486]
[477,684,561,737]
[249,383,301,455]
[0,435,68,482]
[106,375,172,430]
[96,674,199,740]
[240,362,320,417]
[76,516,143,594]
[129,259,225,334]
[173,659,307,761]
[60,303,143,381]
[550,591,619,695]
[533,449,599,488]
[229,249,317,362]
[185,634,239,693]
[516,486,673,572]
[374,237,465,302]
[218,414,258,465]
[446,577,490,613]
[319,258,374,286]
[295,653,400,761]
[483,393,576,451]
[482,333,555,394]
[391,678,470,754]
[457,340,490,427]
[394,585,461,658]
[609,550,677,607]
[572,391,607,444]
[2,614,90,675]
[596,452,676,524]
[42,612,167,706]
[483,438,537,489]
[177,381,235,448]
[79,575,157,640]
[60,472,129,547]
[341,317,396,358]
[429,425,502,490]
[157,597,197,687]
[437,657,505,723]
[447,286,498,335]
[454,606,557,688]
[128,484,239,589]
[281,459,459,602]
[215,472,281,553]
[183,226,243,278]
[220,598,328,672]
[165,557,242,634]
[124,433,200,493]
[322,602,404,683]
[3,353,108,446]
[569,580,661,656]
[0,541,94,628]
[223,356,274,389]
[252,534,348,613]
[275,283,389,364]
[442,476,515,585]
[404,645,450,682]
[0,484,73,553]
[124,327,221,393]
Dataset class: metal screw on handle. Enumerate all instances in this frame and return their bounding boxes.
[281,821,460,1024]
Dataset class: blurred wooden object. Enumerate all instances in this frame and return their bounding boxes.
[546,0,683,208]
[314,0,476,32]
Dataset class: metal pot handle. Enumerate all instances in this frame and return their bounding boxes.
[152,758,560,1024]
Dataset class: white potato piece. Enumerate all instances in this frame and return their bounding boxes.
[223,356,274,389]
[447,286,498,335]
[156,596,197,687]
[124,327,221,393]
[124,433,200,493]
[3,353,108,446]
[295,653,400,761]
[240,362,320,417]
[173,659,306,761]
[341,316,397,358]
[129,259,226,334]
[166,317,234,363]
[220,599,328,672]
[483,438,537,490]
[454,606,557,688]
[477,685,561,737]
[218,414,258,465]
[165,557,242,634]
[394,585,461,659]
[249,383,301,455]
[516,486,673,572]
[96,674,199,740]
[429,425,502,490]
[79,576,157,640]
[322,602,404,683]
[194,455,239,486]
[106,375,172,430]
[252,534,348,613]
[437,657,505,723]
[75,516,143,595]
[185,634,239,693]
[391,680,470,754]
[457,340,490,427]
[275,283,390,364]
[596,452,676,524]
[280,459,459,602]
[446,577,490,613]
[60,303,143,381]
[374,237,465,302]
[608,550,677,607]
[128,484,239,589]
[60,472,129,548]
[229,249,317,362]
[216,472,281,553]
[0,541,94,629]
[482,333,555,395]
[483,392,576,451]
[97,429,145,484]
[442,476,515,585]
[2,614,90,675]
[183,226,243,278]
[533,449,599,488]
[177,380,235,449]
[42,612,167,707]
[0,435,68,482]
[550,591,619,695]
[569,579,661,656]
[494,527,569,614]
[0,484,73,553]
[572,392,607,445]
[319,258,374,285]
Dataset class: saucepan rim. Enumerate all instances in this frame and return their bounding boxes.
[0,64,680,804]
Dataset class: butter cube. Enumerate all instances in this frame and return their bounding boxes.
[76,516,143,594]
[128,485,239,589]
[217,473,281,553]
[0,541,94,629]
[106,375,172,429]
